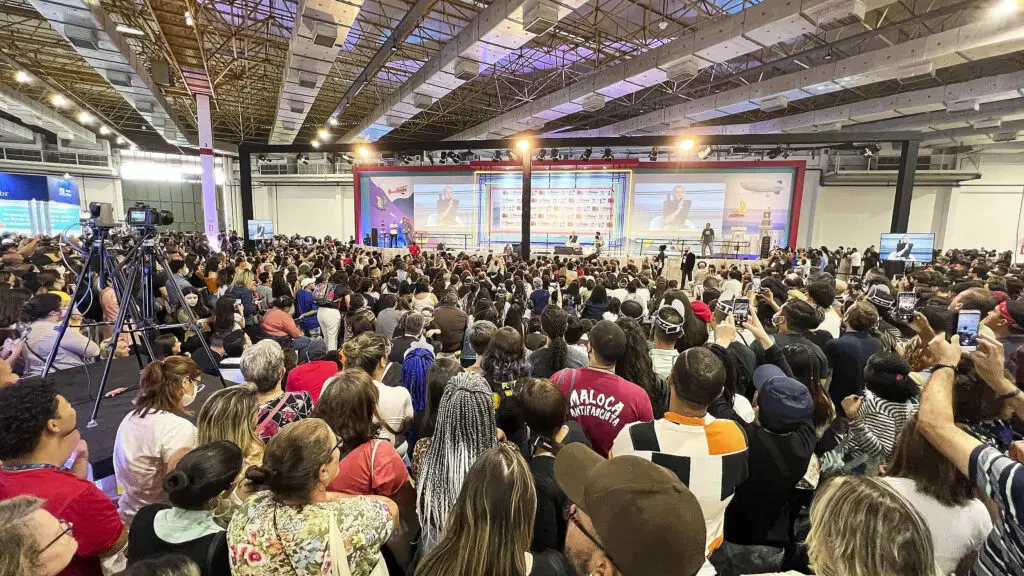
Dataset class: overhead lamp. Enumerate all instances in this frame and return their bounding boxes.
[697,145,712,160]
[99,125,110,135]
[116,136,126,145]
[130,144,139,151]
[649,146,659,161]
[356,145,370,159]
[536,148,547,161]
[317,128,330,140]
[77,111,93,124]
[184,10,194,26]
[14,70,31,84]
[311,140,320,148]
[516,138,531,152]
[602,147,613,161]
[992,0,1019,16]
[678,139,695,152]
[766,146,784,159]
[658,21,668,30]
[62,172,71,180]
[115,24,146,36]
[823,48,834,61]
[327,117,338,126]
[51,94,68,107]
[581,147,593,160]
[862,144,881,157]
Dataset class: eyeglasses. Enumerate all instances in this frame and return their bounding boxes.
[191,378,205,395]
[565,504,608,556]
[331,435,344,457]
[41,520,73,553]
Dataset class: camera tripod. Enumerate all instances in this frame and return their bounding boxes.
[42,225,226,427]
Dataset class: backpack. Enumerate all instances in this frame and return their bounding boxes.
[312,282,338,306]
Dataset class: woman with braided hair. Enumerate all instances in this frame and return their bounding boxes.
[416,371,496,556]
[529,306,587,379]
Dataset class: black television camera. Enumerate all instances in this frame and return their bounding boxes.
[126,203,174,228]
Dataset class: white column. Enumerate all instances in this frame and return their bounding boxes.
[196,94,219,247]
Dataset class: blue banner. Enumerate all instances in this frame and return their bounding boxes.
[47,176,79,205]
[0,173,47,202]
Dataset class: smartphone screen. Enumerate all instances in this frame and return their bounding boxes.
[752,278,762,292]
[957,309,981,351]
[895,292,916,322]
[732,297,750,326]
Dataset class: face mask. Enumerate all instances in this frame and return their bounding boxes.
[180,379,197,407]
[771,315,784,326]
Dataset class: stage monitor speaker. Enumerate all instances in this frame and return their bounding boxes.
[554,246,583,255]
[371,228,379,247]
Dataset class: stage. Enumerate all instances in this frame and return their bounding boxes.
[52,358,221,480]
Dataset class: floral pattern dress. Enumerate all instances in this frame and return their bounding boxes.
[227,491,392,576]
[256,391,313,442]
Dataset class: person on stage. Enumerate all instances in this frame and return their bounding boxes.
[889,235,915,261]
[401,217,413,247]
[662,186,693,230]
[389,220,398,248]
[436,187,458,226]
[700,223,715,257]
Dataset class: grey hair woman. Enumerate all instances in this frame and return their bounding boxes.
[416,371,497,555]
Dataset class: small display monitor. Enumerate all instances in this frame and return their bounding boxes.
[880,233,934,262]
[247,219,274,240]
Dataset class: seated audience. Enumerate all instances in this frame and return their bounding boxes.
[529,306,587,379]
[343,332,413,454]
[20,293,99,376]
[241,339,313,442]
[285,343,340,403]
[411,356,463,480]
[196,384,264,525]
[0,495,79,576]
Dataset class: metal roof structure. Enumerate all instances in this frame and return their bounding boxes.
[0,0,1022,152]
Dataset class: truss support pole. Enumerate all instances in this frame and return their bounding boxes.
[890,139,919,233]
[197,93,219,247]
[521,149,532,261]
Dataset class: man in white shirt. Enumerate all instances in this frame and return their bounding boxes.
[807,280,842,339]
[850,248,863,276]
[650,305,684,379]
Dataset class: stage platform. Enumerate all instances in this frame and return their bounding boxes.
[52,358,221,480]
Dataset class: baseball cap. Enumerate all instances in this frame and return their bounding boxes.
[753,364,814,433]
[554,443,707,576]
[300,277,315,288]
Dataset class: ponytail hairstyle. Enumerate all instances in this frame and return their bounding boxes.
[133,356,201,418]
[20,293,62,323]
[402,347,435,414]
[245,418,335,504]
[783,344,835,431]
[272,295,294,309]
[341,332,387,375]
[540,306,569,373]
[163,440,243,510]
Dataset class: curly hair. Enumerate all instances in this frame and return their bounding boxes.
[540,306,569,374]
[0,378,59,460]
[481,327,529,391]
[614,317,660,404]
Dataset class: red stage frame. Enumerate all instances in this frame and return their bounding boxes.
[354,160,806,249]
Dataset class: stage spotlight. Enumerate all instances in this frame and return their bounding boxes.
[551,148,560,160]
[317,128,330,141]
[697,145,712,160]
[14,70,31,84]
[311,140,320,148]
[678,139,695,152]
[492,150,502,162]
[51,94,68,107]
[516,139,531,152]
[328,117,338,126]
[356,145,371,159]
[728,145,750,156]
[506,149,516,162]
[448,151,460,163]
[766,146,783,159]
[401,155,411,165]
[649,147,659,161]
[257,154,267,164]
[581,147,592,160]
[537,148,547,161]
[99,126,110,135]
[602,147,614,161]
[862,144,881,157]
[77,111,93,124]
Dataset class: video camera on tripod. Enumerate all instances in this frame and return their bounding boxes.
[126,202,174,229]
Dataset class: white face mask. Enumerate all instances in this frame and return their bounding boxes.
[180,378,197,407]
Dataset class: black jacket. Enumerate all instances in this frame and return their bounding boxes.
[823,330,881,410]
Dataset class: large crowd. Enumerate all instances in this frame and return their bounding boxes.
[0,229,1022,576]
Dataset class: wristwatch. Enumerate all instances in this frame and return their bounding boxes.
[930,363,958,374]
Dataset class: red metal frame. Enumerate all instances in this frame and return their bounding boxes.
[354,160,806,249]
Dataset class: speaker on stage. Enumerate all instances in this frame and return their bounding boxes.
[371,227,379,247]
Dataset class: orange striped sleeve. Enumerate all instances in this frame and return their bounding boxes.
[704,419,747,455]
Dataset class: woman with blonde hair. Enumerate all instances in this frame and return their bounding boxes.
[197,383,265,525]
[114,356,202,524]
[802,475,937,576]
[416,443,561,576]
[226,268,259,325]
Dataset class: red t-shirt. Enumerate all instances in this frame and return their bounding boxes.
[285,360,339,403]
[409,244,421,257]
[552,367,654,457]
[0,467,123,576]
[327,439,409,497]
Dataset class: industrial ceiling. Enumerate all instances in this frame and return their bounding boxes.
[0,0,1022,152]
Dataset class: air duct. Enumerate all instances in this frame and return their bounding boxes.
[269,0,364,144]
[27,0,189,145]
[523,0,559,35]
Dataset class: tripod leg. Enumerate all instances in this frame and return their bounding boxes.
[41,247,98,376]
[154,252,227,387]
[87,258,143,427]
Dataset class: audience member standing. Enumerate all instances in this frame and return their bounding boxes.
[823,300,881,410]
